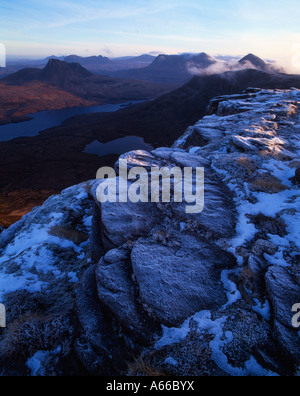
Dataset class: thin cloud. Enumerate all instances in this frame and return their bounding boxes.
[20,0,182,29]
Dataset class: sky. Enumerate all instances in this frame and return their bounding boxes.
[1,0,300,68]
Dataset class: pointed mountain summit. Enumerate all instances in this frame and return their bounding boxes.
[40,59,92,83]
[239,53,267,70]
[3,59,93,86]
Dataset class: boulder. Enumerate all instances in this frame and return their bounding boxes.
[131,233,236,326]
[91,179,161,251]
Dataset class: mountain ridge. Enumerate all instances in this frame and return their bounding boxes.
[0,88,299,376]
[2,59,176,103]
[1,67,300,224]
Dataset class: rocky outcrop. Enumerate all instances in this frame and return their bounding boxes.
[0,88,299,376]
[79,88,300,376]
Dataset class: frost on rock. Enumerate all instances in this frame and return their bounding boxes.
[0,182,96,308]
[0,89,300,376]
[110,89,299,376]
[0,181,97,376]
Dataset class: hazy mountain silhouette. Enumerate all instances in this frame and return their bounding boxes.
[3,59,91,84]
[2,59,176,102]
[107,53,217,83]
[239,53,268,70]
[2,54,156,75]
[62,55,112,72]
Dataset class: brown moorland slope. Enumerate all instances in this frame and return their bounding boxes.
[1,68,300,226]
[0,82,96,124]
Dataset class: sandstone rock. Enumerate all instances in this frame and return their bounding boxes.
[131,233,236,326]
[91,179,161,251]
[274,319,300,366]
[251,239,278,257]
[115,150,161,172]
[151,147,185,161]
[75,266,129,375]
[265,266,300,329]
[100,198,160,251]
[103,247,130,264]
[170,151,210,168]
[171,174,236,239]
[265,266,300,365]
[96,255,159,344]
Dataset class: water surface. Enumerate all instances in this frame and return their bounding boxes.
[84,136,153,157]
[0,101,143,142]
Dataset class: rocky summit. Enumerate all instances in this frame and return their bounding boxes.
[0,88,299,376]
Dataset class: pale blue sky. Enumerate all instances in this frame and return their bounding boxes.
[1,0,300,65]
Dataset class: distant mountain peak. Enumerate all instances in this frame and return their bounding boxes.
[43,58,92,77]
[239,53,267,70]
[151,52,216,67]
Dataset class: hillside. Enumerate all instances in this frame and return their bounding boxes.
[0,82,96,124]
[1,68,300,225]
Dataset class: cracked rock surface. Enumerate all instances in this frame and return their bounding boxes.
[0,88,299,376]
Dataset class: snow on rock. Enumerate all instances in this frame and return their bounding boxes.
[0,181,97,321]
[75,89,300,376]
[1,88,299,376]
[131,233,235,326]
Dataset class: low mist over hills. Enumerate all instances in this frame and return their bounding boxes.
[107,52,218,83]
[239,53,269,71]
[98,52,279,83]
[1,52,279,83]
